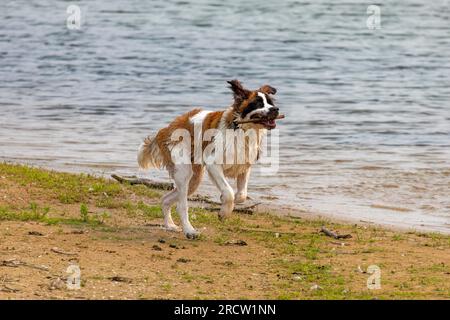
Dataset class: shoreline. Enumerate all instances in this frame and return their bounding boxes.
[1,162,450,299]
[1,158,449,236]
[252,202,450,236]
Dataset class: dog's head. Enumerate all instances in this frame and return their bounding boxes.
[228,79,279,130]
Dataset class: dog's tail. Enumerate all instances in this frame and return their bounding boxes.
[137,135,164,169]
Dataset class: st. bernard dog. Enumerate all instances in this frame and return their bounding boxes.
[138,80,280,239]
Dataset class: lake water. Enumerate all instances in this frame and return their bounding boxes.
[1,0,449,233]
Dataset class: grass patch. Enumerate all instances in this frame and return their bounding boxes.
[0,203,55,223]
[137,202,162,219]
[1,163,124,205]
[80,203,89,222]
[0,202,103,227]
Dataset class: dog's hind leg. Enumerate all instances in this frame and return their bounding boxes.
[173,164,199,239]
[161,189,181,232]
[161,165,203,233]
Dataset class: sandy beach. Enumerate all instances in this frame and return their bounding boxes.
[1,163,449,299]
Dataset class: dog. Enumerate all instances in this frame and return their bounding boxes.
[137,80,280,239]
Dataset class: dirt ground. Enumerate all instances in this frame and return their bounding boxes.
[1,163,449,299]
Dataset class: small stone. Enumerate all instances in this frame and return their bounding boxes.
[49,278,66,290]
[152,245,162,251]
[224,240,247,246]
[108,276,132,283]
[176,258,190,263]
[356,265,366,273]
[310,284,322,290]
[28,231,44,236]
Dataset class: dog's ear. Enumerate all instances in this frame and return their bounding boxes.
[227,80,251,102]
[259,84,277,95]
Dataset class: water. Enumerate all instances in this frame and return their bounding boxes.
[1,0,449,233]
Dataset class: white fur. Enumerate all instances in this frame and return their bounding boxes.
[235,168,251,203]
[206,163,235,220]
[245,92,274,119]
[172,164,198,238]
[190,110,212,124]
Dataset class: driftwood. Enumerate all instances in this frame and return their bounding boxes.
[145,223,164,228]
[235,114,285,124]
[239,227,299,235]
[51,247,77,256]
[320,226,352,239]
[113,174,260,214]
[0,285,20,293]
[188,194,260,214]
[112,174,174,190]
[0,276,19,293]
[188,194,220,205]
[1,259,49,271]
[204,203,260,215]
[234,203,260,214]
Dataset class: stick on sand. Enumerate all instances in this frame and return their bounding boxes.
[320,226,352,239]
[112,174,174,190]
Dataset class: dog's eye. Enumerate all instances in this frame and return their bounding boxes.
[241,97,264,118]
[246,98,262,110]
[255,97,264,108]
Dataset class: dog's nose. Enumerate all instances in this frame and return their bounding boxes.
[269,107,279,115]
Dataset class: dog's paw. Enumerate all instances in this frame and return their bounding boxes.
[185,230,200,240]
[218,213,230,222]
[234,193,247,204]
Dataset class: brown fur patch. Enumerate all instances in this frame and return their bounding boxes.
[236,92,257,113]
[202,111,224,131]
[155,108,202,169]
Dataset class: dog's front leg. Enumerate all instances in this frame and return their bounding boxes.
[235,168,251,204]
[206,164,234,220]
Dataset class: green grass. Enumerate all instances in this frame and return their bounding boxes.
[0,163,123,204]
[137,202,162,219]
[80,203,89,222]
[0,203,55,223]
[0,205,102,227]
